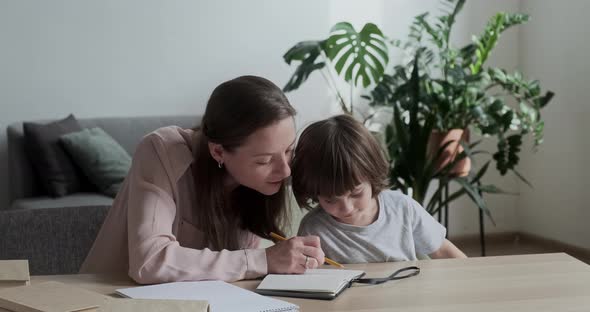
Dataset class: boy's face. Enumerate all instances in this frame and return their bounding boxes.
[317,181,378,226]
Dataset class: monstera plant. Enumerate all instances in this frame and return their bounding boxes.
[283,22,389,115]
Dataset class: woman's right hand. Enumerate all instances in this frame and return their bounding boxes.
[265,235,325,274]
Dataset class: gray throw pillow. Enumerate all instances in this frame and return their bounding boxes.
[23,114,85,197]
[60,127,131,197]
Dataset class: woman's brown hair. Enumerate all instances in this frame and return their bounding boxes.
[291,114,389,210]
[192,75,296,251]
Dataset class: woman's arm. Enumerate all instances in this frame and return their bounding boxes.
[428,239,468,259]
[126,133,267,284]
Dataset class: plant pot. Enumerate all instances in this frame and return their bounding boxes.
[428,129,471,177]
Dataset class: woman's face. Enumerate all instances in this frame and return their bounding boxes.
[222,117,296,195]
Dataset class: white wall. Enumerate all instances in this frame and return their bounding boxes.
[0,1,528,239]
[0,0,333,209]
[518,0,590,249]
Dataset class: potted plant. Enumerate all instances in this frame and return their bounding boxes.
[373,0,553,178]
[376,49,488,217]
[366,0,554,225]
[282,1,554,243]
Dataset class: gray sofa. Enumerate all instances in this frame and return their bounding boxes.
[0,115,199,274]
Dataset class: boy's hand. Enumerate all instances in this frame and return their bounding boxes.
[266,235,326,274]
[429,239,468,259]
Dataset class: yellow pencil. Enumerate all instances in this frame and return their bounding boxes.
[269,232,345,268]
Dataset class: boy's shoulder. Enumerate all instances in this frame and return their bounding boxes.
[379,189,421,216]
[299,205,327,225]
[379,189,412,206]
[298,206,333,235]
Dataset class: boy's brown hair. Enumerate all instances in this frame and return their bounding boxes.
[291,114,389,210]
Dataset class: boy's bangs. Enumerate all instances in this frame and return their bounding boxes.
[313,144,366,198]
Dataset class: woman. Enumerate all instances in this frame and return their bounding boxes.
[80,76,325,284]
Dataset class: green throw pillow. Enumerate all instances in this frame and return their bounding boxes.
[60,127,131,197]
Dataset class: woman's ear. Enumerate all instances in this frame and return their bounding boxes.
[208,142,225,164]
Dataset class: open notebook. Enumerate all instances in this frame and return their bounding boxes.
[256,269,365,300]
[116,280,298,312]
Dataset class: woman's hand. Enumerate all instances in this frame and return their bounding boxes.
[265,235,325,274]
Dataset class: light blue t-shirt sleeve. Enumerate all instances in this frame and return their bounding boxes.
[297,210,315,236]
[297,220,309,236]
[408,197,447,256]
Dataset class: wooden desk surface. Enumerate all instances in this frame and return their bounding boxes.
[28,253,590,311]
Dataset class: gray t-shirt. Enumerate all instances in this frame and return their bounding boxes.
[297,190,446,263]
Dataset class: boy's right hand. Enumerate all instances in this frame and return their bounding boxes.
[265,235,325,274]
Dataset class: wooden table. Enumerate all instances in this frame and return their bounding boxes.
[29,253,590,311]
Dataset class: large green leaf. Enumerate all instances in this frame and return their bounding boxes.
[512,168,533,188]
[493,134,523,175]
[325,22,388,88]
[283,40,326,92]
[455,178,496,225]
[446,0,466,31]
[414,13,443,49]
[470,13,530,74]
[540,91,555,108]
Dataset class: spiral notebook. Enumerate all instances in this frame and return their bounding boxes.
[116,281,298,312]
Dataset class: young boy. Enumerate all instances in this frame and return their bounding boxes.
[292,114,466,264]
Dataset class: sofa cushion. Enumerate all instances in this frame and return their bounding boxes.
[23,114,86,197]
[7,115,199,204]
[60,127,132,197]
[10,193,114,210]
